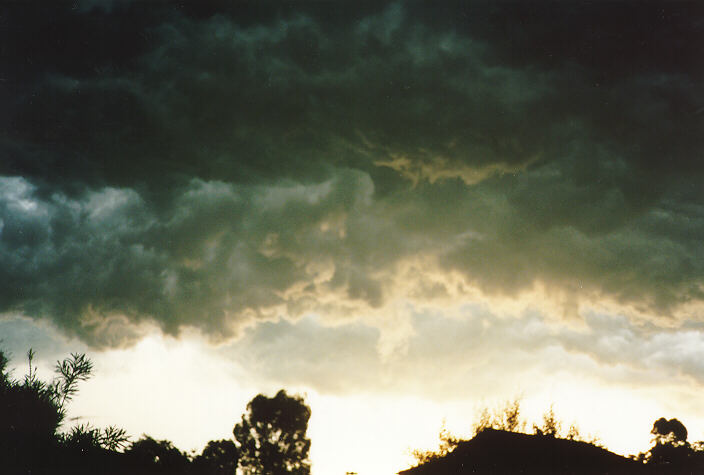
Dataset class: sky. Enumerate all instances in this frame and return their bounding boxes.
[1,1,704,473]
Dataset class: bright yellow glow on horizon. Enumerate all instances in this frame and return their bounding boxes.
[0,316,697,475]
[25,332,696,475]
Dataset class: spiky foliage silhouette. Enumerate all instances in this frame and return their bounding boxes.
[0,348,132,474]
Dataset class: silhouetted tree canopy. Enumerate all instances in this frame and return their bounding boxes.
[125,435,191,474]
[193,439,239,475]
[233,389,311,475]
[652,417,688,446]
[636,416,704,469]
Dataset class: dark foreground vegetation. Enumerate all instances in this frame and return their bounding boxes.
[0,349,310,475]
[402,428,641,475]
[4,348,704,475]
[403,401,704,475]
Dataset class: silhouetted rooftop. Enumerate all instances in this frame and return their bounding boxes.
[399,428,645,475]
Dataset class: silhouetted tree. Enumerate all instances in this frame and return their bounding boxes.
[652,417,688,446]
[192,439,238,475]
[233,389,311,475]
[639,417,693,467]
[125,435,191,474]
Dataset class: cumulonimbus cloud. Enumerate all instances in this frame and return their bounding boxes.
[1,2,703,348]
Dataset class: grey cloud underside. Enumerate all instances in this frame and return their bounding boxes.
[1,2,703,346]
[225,309,704,399]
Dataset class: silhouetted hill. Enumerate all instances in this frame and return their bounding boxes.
[399,428,645,475]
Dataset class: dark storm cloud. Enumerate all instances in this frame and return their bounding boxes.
[1,2,703,346]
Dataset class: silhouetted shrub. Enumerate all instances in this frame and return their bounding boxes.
[125,435,191,474]
[635,417,704,470]
[410,420,461,464]
[0,349,94,473]
[0,348,132,475]
[192,439,238,475]
[475,398,525,434]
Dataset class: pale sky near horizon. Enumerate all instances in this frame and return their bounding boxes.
[2,1,704,474]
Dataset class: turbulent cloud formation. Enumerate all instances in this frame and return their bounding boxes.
[1,2,703,347]
[222,306,704,401]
